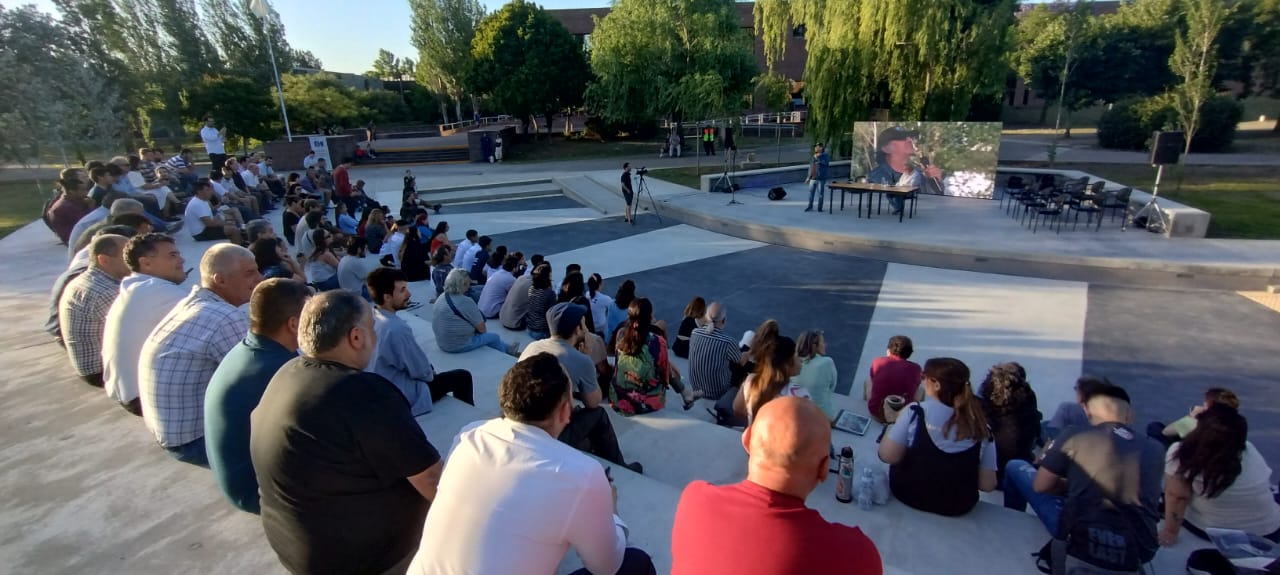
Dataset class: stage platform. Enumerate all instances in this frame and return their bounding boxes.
[595,175,1280,291]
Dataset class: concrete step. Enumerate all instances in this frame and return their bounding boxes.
[554,175,621,215]
[420,183,563,205]
[359,147,469,165]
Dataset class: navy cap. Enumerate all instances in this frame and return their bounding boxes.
[547,302,587,339]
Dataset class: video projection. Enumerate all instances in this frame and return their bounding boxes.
[850,121,1002,199]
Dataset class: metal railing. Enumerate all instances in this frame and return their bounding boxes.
[438,115,514,133]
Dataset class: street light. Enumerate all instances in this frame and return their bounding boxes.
[250,0,292,141]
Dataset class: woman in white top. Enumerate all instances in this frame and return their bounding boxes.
[1162,404,1280,545]
[733,335,803,424]
[792,330,838,421]
[304,228,340,291]
[379,220,408,267]
[586,274,613,335]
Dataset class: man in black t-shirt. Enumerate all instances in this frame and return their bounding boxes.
[251,290,443,574]
[281,195,303,246]
[620,163,635,224]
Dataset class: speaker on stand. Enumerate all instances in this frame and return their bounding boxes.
[1123,130,1183,234]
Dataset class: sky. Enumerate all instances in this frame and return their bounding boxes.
[21,0,1054,75]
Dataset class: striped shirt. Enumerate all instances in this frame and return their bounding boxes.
[139,286,249,447]
[688,325,741,399]
[58,267,121,376]
[431,293,484,353]
[165,154,191,172]
[524,287,556,333]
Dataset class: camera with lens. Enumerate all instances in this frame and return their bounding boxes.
[636,167,648,176]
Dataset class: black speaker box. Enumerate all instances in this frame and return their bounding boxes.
[1150,131,1185,165]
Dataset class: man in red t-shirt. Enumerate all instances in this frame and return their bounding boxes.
[865,335,923,422]
[671,397,883,575]
[333,158,354,215]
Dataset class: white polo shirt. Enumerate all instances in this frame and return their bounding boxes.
[200,126,224,155]
[102,273,187,404]
[451,238,473,268]
[184,196,214,237]
[407,418,628,575]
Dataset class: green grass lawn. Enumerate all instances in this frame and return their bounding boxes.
[1007,162,1280,239]
[0,179,54,240]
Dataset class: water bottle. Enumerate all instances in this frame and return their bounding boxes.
[857,468,875,510]
[835,446,854,503]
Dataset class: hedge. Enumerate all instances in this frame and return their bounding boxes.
[1096,94,1243,153]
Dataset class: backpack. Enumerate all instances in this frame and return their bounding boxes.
[1062,497,1148,572]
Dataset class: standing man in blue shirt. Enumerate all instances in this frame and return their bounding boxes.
[205,278,311,513]
[366,267,475,416]
[804,143,830,212]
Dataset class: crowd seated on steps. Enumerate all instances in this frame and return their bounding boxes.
[40,157,1280,575]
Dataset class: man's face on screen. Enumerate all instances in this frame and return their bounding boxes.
[884,137,917,158]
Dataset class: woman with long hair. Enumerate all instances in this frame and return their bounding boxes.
[523,263,557,340]
[558,271,585,303]
[400,222,430,282]
[364,208,388,255]
[429,245,454,301]
[1161,404,1280,545]
[429,221,451,254]
[612,298,697,415]
[305,228,341,291]
[978,362,1041,483]
[879,357,997,517]
[251,237,303,281]
[586,273,613,335]
[605,279,636,340]
[792,330,838,421]
[732,334,801,423]
[671,296,705,359]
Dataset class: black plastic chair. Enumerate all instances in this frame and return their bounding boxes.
[1032,194,1066,234]
[1001,176,1026,211]
[1100,187,1133,222]
[1069,195,1104,231]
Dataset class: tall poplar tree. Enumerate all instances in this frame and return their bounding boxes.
[1170,0,1233,154]
[410,0,485,123]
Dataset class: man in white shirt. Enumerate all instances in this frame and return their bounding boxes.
[102,233,189,415]
[477,254,519,318]
[185,178,243,244]
[301,150,318,170]
[451,229,478,269]
[201,116,227,175]
[406,352,655,575]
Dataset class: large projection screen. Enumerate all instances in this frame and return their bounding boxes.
[851,121,1002,199]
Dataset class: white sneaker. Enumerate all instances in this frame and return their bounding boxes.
[739,330,755,349]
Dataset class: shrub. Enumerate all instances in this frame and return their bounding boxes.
[1097,94,1243,153]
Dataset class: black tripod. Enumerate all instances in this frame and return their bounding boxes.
[635,171,662,224]
[712,148,741,205]
[1122,164,1169,235]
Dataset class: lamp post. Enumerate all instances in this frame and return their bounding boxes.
[250,0,292,141]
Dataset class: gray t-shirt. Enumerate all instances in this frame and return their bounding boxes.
[499,274,534,330]
[337,255,370,294]
[518,338,598,397]
[431,293,484,353]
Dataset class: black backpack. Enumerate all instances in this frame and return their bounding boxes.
[1062,496,1151,572]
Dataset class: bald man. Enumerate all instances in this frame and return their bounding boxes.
[139,244,262,466]
[671,397,882,575]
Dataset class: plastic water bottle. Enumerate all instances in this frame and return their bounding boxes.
[857,468,875,510]
[835,446,854,503]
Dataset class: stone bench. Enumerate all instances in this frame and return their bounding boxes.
[698,161,854,194]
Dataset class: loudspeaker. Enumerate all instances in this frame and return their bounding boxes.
[1150,131,1185,165]
[767,186,787,201]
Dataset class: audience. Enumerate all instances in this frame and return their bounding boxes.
[521,303,641,473]
[304,228,340,291]
[570,294,613,391]
[1162,403,1280,545]
[524,263,557,340]
[406,353,656,575]
[671,296,704,359]
[251,290,443,575]
[1149,387,1239,448]
[1003,383,1162,572]
[58,234,130,387]
[102,233,188,415]
[558,270,585,303]
[864,335,923,423]
[584,274,613,334]
[432,268,515,354]
[46,176,94,245]
[185,178,243,244]
[613,298,697,415]
[792,330,838,421]
[671,397,883,575]
[46,224,134,346]
[452,228,478,268]
[478,253,519,319]
[499,255,540,326]
[732,334,802,425]
[138,244,261,466]
[294,210,323,263]
[978,362,1042,483]
[1043,375,1109,441]
[66,189,126,258]
[281,195,303,246]
[245,219,275,244]
[69,199,148,265]
[466,235,492,283]
[688,301,745,403]
[368,268,475,415]
[879,357,997,517]
[251,237,303,281]
[205,279,310,514]
[606,279,636,338]
[336,236,371,294]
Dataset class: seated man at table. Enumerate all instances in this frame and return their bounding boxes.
[866,126,942,215]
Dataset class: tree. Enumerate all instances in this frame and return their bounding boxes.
[587,0,757,126]
[276,73,365,132]
[290,48,323,69]
[1169,0,1232,154]
[201,0,295,86]
[184,75,278,152]
[410,0,485,123]
[467,0,590,135]
[1010,2,1097,134]
[368,49,401,79]
[1082,0,1180,104]
[755,0,1015,146]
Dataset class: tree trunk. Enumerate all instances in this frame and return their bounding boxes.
[1038,101,1049,125]
[454,98,463,125]
[438,100,449,125]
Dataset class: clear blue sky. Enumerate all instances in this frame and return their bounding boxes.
[22,0,1052,75]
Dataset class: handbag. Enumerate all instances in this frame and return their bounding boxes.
[443,294,479,332]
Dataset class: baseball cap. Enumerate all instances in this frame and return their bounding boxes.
[547,302,587,339]
[878,126,919,144]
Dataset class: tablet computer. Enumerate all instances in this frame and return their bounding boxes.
[833,409,871,436]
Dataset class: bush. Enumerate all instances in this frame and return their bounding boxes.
[1097,94,1243,153]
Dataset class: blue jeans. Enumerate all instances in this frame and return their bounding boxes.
[807,178,826,209]
[164,436,209,468]
[527,328,550,341]
[1002,459,1062,536]
[452,332,505,353]
[889,194,905,214]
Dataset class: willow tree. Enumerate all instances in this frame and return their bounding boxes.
[755,0,1016,145]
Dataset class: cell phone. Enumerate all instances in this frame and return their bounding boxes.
[604,466,613,483]
[184,268,194,278]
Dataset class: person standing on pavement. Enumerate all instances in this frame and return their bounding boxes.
[621,163,635,224]
[201,116,227,174]
[804,143,830,213]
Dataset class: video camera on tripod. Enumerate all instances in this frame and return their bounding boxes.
[635,167,648,176]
